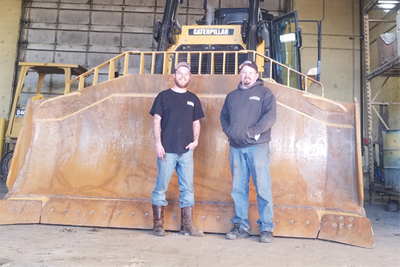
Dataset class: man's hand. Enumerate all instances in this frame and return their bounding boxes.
[153,114,165,159]
[155,142,165,160]
[185,140,198,151]
[186,120,201,151]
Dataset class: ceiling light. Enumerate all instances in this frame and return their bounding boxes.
[377,0,399,11]
[378,4,395,9]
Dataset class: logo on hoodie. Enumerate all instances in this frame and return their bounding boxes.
[249,96,260,101]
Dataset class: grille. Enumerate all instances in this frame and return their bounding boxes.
[173,45,247,74]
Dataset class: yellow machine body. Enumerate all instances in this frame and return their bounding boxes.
[5,62,87,145]
[163,25,265,74]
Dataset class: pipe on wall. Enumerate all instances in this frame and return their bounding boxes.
[359,0,364,154]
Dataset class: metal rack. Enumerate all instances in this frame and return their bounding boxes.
[364,1,400,203]
[366,56,400,79]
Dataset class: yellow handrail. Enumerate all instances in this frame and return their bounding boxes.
[68,50,324,97]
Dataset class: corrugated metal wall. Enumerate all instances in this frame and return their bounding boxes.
[18,0,285,72]
[14,0,284,91]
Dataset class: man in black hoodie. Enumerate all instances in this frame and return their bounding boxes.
[220,60,277,243]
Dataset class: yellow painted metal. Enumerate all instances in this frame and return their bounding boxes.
[5,62,87,145]
[0,118,5,157]
[35,73,46,95]
[150,52,156,74]
[254,42,265,73]
[124,52,130,76]
[31,94,44,101]
[93,68,99,85]
[63,67,72,94]
[169,25,244,50]
[5,65,29,142]
[355,98,364,205]
[235,52,239,75]
[139,53,145,74]
[165,24,266,74]
[67,51,324,97]
[78,76,84,90]
[210,53,215,74]
[108,60,115,80]
[18,62,84,69]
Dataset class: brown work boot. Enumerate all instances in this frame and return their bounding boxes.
[152,205,166,236]
[180,207,204,237]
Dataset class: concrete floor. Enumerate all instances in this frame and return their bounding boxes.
[1,179,399,267]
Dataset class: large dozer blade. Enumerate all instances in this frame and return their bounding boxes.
[0,74,374,248]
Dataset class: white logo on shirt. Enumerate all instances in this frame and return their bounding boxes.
[187,101,194,107]
[249,96,260,101]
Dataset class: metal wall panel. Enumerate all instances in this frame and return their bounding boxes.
[18,0,284,78]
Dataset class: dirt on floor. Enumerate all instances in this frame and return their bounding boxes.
[0,180,399,267]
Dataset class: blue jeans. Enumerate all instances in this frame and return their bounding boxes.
[229,143,274,233]
[152,150,194,208]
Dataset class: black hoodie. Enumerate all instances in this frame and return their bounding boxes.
[220,78,276,148]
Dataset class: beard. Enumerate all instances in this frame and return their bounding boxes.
[175,77,190,88]
[242,77,252,87]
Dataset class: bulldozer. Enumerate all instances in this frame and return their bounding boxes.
[153,0,317,88]
[0,0,374,248]
[0,63,87,180]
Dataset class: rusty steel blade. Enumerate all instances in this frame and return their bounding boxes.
[0,199,42,224]
[1,74,374,247]
[318,214,375,248]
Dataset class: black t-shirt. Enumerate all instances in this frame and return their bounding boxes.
[150,89,205,154]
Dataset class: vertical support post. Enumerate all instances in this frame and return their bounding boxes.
[151,52,156,74]
[269,60,272,79]
[235,52,238,75]
[6,65,30,140]
[364,13,374,203]
[139,53,145,74]
[321,84,324,98]
[397,10,400,57]
[198,52,203,74]
[35,73,46,95]
[123,52,129,76]
[108,61,115,80]
[78,76,85,90]
[187,52,191,65]
[93,68,99,86]
[63,68,72,94]
[222,52,226,75]
[355,97,364,206]
[210,52,214,75]
[304,77,308,92]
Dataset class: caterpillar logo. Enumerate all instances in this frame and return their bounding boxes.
[189,29,234,36]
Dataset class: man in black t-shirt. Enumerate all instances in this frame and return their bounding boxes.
[149,62,205,237]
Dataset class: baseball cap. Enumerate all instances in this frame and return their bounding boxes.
[239,60,258,73]
[174,62,191,73]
